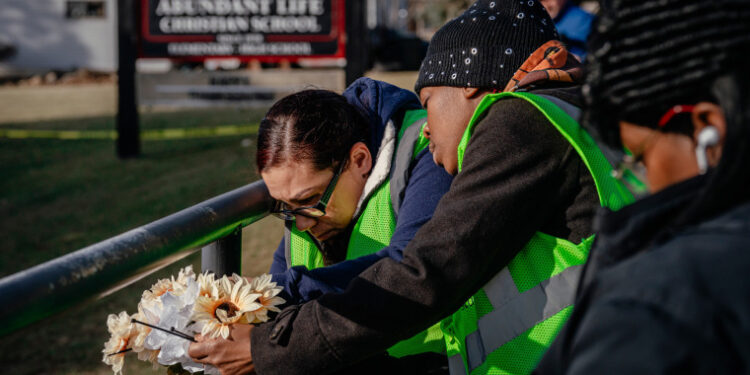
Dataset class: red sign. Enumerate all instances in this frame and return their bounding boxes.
[138,0,346,62]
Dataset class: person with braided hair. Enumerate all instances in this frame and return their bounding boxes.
[535,0,750,373]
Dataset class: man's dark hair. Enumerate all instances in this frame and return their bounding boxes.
[256,90,370,172]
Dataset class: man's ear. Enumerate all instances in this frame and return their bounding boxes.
[348,141,372,179]
[691,102,726,167]
[462,87,483,99]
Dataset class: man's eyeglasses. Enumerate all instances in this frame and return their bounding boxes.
[270,162,345,221]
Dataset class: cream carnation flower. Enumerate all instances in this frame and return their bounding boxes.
[130,304,163,368]
[140,266,196,309]
[245,274,286,323]
[192,275,261,339]
[136,347,160,369]
[102,311,136,375]
[140,278,175,309]
[175,265,196,285]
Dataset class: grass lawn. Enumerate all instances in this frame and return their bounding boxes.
[0,109,284,374]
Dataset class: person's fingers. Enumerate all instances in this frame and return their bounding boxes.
[191,355,209,364]
[188,340,210,361]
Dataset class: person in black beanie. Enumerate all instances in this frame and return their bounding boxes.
[187,1,631,374]
[534,0,750,373]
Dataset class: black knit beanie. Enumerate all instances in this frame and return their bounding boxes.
[414,0,558,94]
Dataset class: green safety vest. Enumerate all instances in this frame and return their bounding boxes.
[284,109,445,358]
[444,92,634,375]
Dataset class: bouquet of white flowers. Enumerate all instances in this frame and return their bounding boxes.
[102,266,285,375]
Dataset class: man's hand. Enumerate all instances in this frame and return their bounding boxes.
[189,324,256,375]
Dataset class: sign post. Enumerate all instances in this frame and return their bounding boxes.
[117,0,141,158]
[345,0,367,86]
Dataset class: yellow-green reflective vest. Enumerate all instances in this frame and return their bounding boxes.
[444,92,635,375]
[285,109,445,358]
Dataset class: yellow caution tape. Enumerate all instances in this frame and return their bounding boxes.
[0,124,259,140]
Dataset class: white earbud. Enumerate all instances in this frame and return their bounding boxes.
[695,126,720,174]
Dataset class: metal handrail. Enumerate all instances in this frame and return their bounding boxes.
[0,180,273,336]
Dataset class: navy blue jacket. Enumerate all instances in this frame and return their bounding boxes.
[269,78,453,305]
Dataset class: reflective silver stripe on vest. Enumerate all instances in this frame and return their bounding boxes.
[448,354,468,375]
[389,117,426,219]
[465,330,485,371]
[284,221,293,269]
[482,267,519,308]
[465,264,584,372]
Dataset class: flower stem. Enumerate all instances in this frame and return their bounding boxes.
[131,318,197,342]
[170,327,198,342]
[107,348,133,356]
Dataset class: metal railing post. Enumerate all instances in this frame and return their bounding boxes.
[201,227,242,277]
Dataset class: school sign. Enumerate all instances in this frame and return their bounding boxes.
[139,0,346,62]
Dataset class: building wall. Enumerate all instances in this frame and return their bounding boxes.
[0,0,117,72]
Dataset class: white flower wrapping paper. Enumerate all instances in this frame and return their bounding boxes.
[102,266,285,375]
